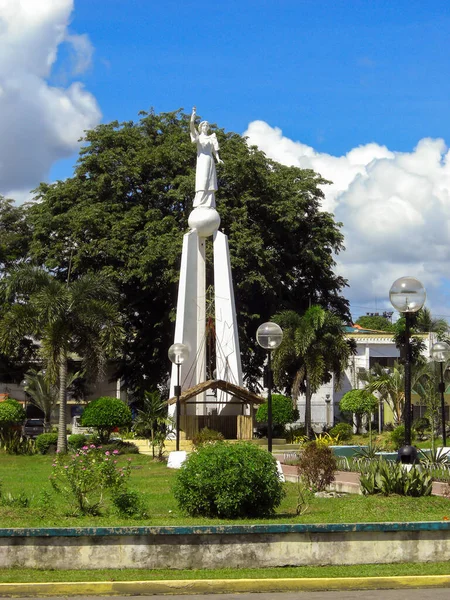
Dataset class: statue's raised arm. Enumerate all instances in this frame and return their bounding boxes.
[190,106,198,142]
[190,107,222,208]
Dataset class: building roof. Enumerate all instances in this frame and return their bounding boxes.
[168,379,265,406]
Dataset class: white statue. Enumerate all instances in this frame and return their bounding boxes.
[190,107,223,208]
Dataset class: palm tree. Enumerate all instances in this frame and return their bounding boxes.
[272,306,355,437]
[359,362,405,426]
[133,390,173,458]
[415,307,448,339]
[23,369,83,429]
[0,266,124,452]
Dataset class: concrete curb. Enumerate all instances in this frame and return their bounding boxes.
[1,575,450,596]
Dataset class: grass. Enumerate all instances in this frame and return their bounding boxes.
[0,453,450,527]
[1,562,450,582]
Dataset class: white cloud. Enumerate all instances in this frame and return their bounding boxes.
[0,0,101,198]
[244,122,450,320]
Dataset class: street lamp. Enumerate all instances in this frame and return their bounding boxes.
[256,322,283,453]
[431,341,450,447]
[389,276,426,455]
[325,394,331,428]
[168,343,190,451]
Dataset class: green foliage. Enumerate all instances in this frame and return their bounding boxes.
[272,307,354,436]
[27,110,350,394]
[97,440,139,455]
[81,397,132,443]
[0,490,29,508]
[133,390,172,458]
[192,427,225,448]
[360,461,432,497]
[419,447,450,465]
[353,444,384,460]
[68,434,89,451]
[173,442,285,518]
[359,362,407,427]
[0,399,27,453]
[0,266,124,453]
[355,315,395,332]
[285,426,306,443]
[413,417,430,439]
[390,425,416,450]
[255,394,299,428]
[111,489,147,518]
[0,398,25,426]
[35,433,58,455]
[339,390,378,416]
[50,445,132,515]
[329,422,353,442]
[296,441,337,492]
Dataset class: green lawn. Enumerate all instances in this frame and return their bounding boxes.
[0,453,450,527]
[1,562,450,582]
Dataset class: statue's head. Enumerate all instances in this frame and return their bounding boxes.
[199,121,210,134]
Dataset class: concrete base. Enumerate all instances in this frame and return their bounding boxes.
[1,523,450,570]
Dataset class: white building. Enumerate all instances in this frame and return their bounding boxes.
[295,325,435,431]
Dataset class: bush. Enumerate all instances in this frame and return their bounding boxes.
[192,427,224,448]
[68,434,89,451]
[81,397,132,443]
[0,399,26,453]
[413,417,430,439]
[99,440,139,454]
[255,394,299,436]
[285,426,306,443]
[390,425,416,450]
[329,422,353,442]
[50,445,133,515]
[360,461,432,496]
[296,441,337,492]
[112,489,147,518]
[35,433,58,455]
[173,442,285,518]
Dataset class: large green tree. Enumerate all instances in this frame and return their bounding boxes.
[272,306,355,436]
[26,109,350,395]
[355,315,395,332]
[0,267,124,452]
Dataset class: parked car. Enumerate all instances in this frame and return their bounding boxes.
[23,418,45,439]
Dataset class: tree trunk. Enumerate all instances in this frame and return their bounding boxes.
[305,377,312,438]
[57,351,68,453]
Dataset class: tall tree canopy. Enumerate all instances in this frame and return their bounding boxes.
[24,109,350,395]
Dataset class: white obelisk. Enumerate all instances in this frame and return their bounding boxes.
[169,107,243,421]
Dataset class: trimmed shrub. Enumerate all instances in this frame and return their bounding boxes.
[192,427,224,448]
[35,433,58,455]
[68,434,89,451]
[173,442,285,518]
[255,394,299,436]
[81,397,132,443]
[0,399,26,426]
[329,422,353,442]
[297,441,337,492]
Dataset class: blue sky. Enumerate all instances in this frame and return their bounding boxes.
[51,0,450,169]
[2,0,450,321]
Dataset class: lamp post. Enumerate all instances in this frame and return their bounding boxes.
[325,394,331,428]
[256,322,283,453]
[431,341,450,447]
[168,343,189,452]
[389,276,426,453]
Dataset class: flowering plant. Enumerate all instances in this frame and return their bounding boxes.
[50,444,131,515]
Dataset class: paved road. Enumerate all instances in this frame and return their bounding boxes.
[12,592,450,600]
